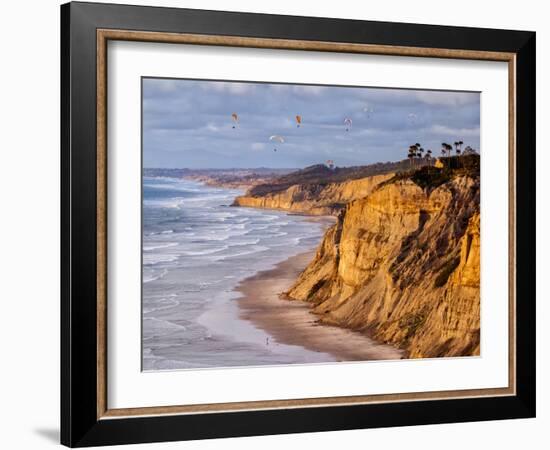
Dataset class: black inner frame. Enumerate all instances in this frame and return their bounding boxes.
[61,2,536,447]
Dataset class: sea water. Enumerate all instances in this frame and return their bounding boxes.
[142,176,333,370]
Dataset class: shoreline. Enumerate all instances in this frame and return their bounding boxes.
[236,251,405,362]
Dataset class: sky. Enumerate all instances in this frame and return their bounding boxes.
[143,78,480,169]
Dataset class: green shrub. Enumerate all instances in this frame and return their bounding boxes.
[377,154,480,193]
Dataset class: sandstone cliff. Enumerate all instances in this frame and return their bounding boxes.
[233,173,394,215]
[285,173,480,358]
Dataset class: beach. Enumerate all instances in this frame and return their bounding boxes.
[236,251,405,362]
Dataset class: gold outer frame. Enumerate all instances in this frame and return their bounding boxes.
[96,29,516,420]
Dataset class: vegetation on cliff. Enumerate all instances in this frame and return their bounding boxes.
[246,159,426,197]
[378,154,480,192]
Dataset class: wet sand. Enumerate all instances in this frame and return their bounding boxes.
[236,251,404,362]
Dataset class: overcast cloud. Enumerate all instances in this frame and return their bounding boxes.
[143,78,480,169]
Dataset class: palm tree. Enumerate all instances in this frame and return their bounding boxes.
[457,140,464,167]
[411,144,425,167]
[426,149,433,165]
[416,147,424,166]
[441,142,449,157]
[408,145,418,167]
[407,147,415,167]
[441,143,453,167]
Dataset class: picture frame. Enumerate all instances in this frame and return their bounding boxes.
[61,1,536,447]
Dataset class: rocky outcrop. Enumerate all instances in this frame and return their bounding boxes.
[232,173,394,216]
[285,175,480,358]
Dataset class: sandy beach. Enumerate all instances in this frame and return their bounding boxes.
[236,251,405,362]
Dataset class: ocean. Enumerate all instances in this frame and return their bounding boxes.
[142,176,334,370]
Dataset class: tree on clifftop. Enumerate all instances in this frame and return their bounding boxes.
[426,149,433,165]
[408,145,417,167]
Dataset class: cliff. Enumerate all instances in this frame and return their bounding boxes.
[285,170,480,358]
[233,173,394,215]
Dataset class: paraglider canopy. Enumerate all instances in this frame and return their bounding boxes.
[269,135,285,152]
[344,117,352,131]
[295,115,302,127]
[269,135,285,143]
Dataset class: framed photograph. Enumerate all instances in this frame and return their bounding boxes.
[61,1,536,447]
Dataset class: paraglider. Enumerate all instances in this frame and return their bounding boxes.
[269,135,285,152]
[407,113,417,124]
[295,115,302,128]
[344,117,352,131]
[231,112,239,129]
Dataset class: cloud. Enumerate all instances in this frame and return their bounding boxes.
[429,124,480,137]
[268,84,326,96]
[291,85,327,96]
[200,81,255,95]
[206,123,221,132]
[144,79,179,92]
[415,91,479,107]
[143,78,480,168]
[251,142,266,151]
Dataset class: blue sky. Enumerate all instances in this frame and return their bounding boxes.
[143,78,480,169]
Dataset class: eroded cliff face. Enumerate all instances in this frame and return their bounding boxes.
[285,176,480,358]
[232,173,393,216]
